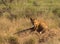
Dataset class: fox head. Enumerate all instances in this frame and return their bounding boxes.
[30,18,40,30]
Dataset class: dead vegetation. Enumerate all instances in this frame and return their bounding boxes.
[0,0,60,44]
[23,38,35,44]
[13,17,59,44]
[8,36,19,44]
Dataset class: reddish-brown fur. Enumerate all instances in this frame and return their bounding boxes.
[30,18,48,32]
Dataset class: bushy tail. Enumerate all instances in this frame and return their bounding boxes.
[14,26,34,35]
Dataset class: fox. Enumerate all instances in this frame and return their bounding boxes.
[14,17,48,35]
[30,18,48,33]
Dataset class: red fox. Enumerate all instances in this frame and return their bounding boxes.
[30,18,48,33]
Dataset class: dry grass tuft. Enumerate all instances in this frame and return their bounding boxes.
[23,38,35,44]
[8,36,19,44]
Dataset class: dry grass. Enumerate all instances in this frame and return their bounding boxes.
[0,0,60,44]
[8,36,19,44]
[0,13,60,44]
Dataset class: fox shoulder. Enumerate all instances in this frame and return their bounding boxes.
[39,19,48,29]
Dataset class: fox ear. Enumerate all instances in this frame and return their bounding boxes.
[30,18,35,22]
[30,17,35,25]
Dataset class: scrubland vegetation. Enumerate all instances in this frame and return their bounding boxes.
[0,0,60,44]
